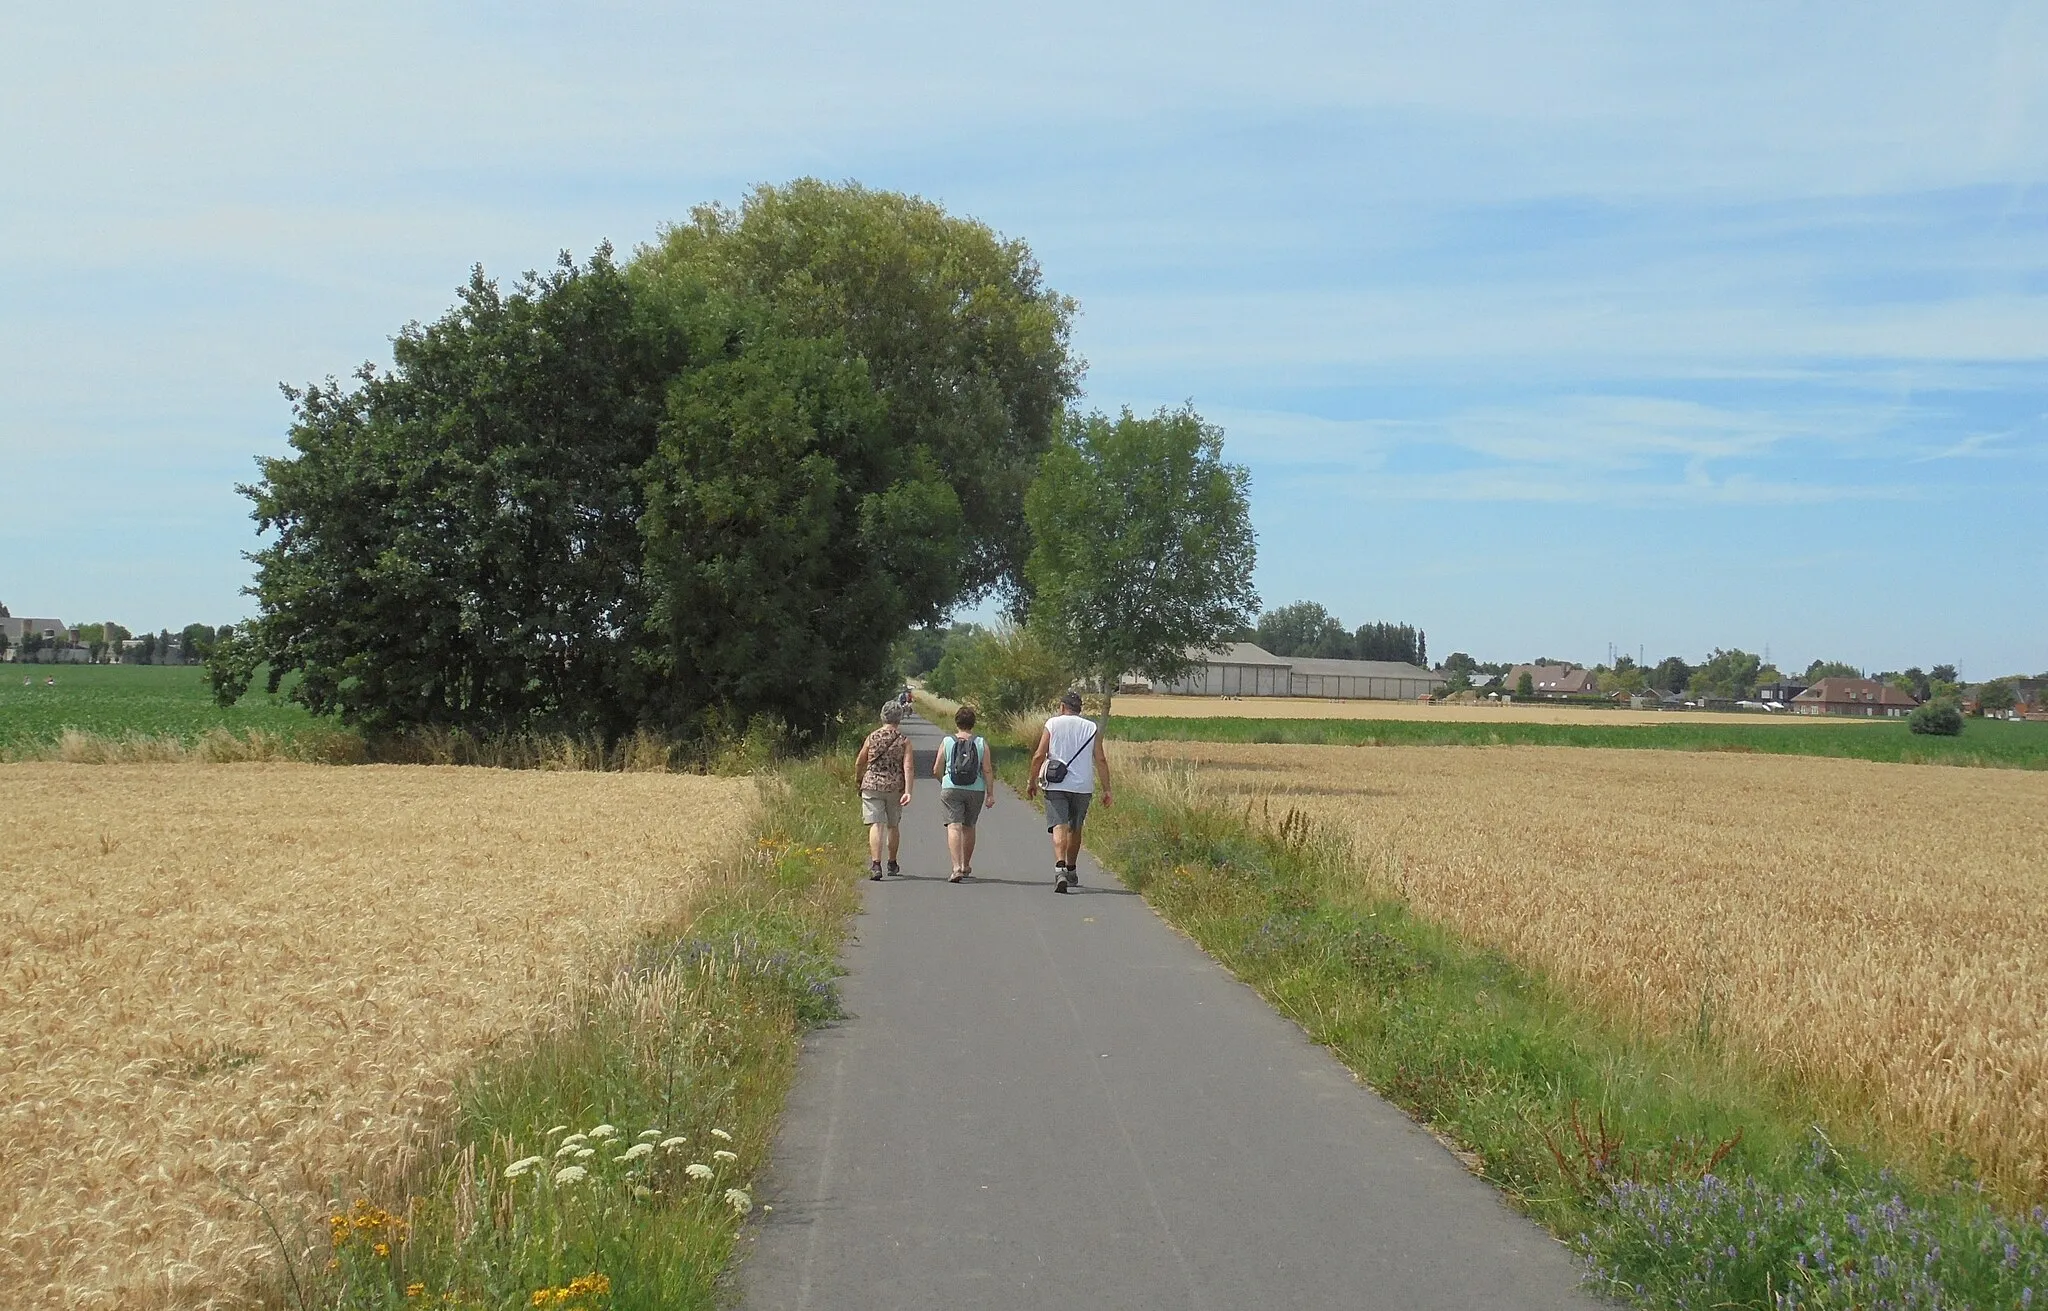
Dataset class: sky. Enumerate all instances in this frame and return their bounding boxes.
[3,2,2045,678]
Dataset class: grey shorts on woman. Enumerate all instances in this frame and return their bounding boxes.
[940,788,985,827]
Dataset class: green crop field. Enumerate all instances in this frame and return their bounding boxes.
[1107,712,2048,769]
[0,664,322,755]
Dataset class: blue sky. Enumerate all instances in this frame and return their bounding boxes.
[3,3,2044,677]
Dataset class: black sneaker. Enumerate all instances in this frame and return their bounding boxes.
[869,860,883,881]
[887,860,901,876]
[1054,870,1071,893]
[1066,865,1080,887]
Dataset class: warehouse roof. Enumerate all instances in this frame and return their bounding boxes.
[1187,642,1293,666]
[1287,656,1442,681]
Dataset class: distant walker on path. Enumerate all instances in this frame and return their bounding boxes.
[855,703,915,880]
[1025,689,1112,892]
[932,705,994,882]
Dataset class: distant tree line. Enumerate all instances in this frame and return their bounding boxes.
[1245,601,1426,666]
[0,605,233,666]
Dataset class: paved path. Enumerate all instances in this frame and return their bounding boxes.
[738,715,1603,1310]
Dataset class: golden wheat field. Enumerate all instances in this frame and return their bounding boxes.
[1117,740,2048,1197]
[0,763,755,1311]
[1109,692,1874,727]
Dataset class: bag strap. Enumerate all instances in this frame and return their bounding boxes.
[1055,722,1098,770]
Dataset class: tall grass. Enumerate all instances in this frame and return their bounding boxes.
[7,717,796,774]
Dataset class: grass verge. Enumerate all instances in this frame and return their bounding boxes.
[265,752,865,1310]
[1109,712,2048,770]
[946,694,2048,1308]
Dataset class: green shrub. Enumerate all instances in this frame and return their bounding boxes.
[1908,698,1963,736]
[928,623,1072,715]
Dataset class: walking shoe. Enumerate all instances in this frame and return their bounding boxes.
[887,860,901,876]
[1054,870,1071,893]
[1066,865,1080,887]
[868,860,883,881]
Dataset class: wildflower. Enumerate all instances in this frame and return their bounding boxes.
[659,1136,688,1152]
[725,1187,753,1215]
[559,1133,589,1149]
[554,1140,584,1159]
[713,1149,738,1162]
[406,1284,426,1299]
[505,1156,544,1178]
[587,1123,619,1141]
[619,1142,654,1163]
[545,1125,568,1137]
[709,1128,733,1141]
[553,1165,589,1185]
[686,1162,714,1180]
[373,1242,390,1257]
[638,1128,663,1142]
[575,1147,595,1161]
[632,1184,654,1200]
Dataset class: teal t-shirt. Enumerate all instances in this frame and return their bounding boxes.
[941,735,987,791]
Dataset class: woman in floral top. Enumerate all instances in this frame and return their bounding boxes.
[854,702,915,879]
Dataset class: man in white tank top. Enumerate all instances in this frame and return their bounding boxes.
[1025,689,1114,893]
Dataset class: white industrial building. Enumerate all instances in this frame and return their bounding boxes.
[1152,643,1445,701]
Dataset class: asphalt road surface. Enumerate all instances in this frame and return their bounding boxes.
[737,714,1605,1310]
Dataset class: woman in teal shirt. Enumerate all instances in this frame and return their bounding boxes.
[932,704,994,882]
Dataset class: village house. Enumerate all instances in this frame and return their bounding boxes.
[1502,664,1597,698]
[1790,677,1919,718]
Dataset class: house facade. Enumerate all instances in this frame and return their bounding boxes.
[1790,677,1919,718]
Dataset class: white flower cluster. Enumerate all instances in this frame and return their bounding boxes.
[502,1121,752,1213]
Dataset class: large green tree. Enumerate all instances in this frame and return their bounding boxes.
[236,198,1039,741]
[1024,405,1258,714]
[638,179,1079,604]
[239,248,691,738]
[638,327,964,734]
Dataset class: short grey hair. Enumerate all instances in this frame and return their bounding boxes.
[1059,689,1084,711]
[880,702,905,724]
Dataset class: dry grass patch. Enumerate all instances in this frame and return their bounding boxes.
[1111,692,1871,726]
[0,763,755,1310]
[1117,740,2048,1199]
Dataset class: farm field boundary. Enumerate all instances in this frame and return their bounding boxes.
[0,664,340,758]
[283,752,869,1310]
[1109,710,2048,769]
[929,693,2048,1309]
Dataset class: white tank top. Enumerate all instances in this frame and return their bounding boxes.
[1041,714,1099,793]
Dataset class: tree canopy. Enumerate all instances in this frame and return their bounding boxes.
[638,180,1078,605]
[232,183,1079,741]
[1688,648,1765,700]
[1024,405,1257,709]
[1254,604,1424,665]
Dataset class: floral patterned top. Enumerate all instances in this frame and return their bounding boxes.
[860,725,909,793]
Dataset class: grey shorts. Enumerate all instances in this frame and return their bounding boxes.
[1044,789,1091,831]
[941,788,986,827]
[860,791,903,828]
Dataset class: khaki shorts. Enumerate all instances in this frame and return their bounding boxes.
[1044,789,1091,831]
[941,788,986,827]
[861,790,903,828]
